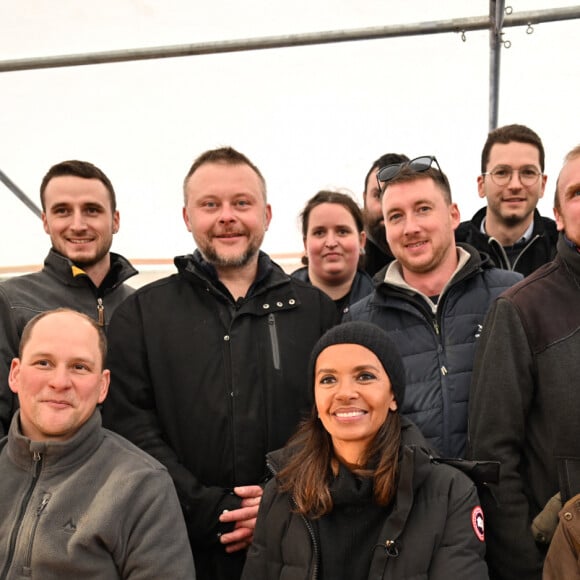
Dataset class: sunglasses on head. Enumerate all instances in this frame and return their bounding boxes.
[376,155,442,190]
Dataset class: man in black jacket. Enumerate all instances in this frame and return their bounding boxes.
[0,160,137,437]
[455,124,558,276]
[468,144,580,580]
[102,147,337,580]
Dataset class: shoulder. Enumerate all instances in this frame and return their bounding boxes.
[346,291,376,319]
[478,266,522,287]
[100,428,167,474]
[534,211,559,238]
[290,266,309,282]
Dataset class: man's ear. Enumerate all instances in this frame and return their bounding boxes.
[8,358,21,395]
[477,175,486,199]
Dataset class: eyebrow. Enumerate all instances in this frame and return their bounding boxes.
[316,364,381,374]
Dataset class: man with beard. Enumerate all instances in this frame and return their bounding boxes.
[455,124,558,277]
[361,152,409,276]
[102,147,337,580]
[346,155,520,458]
[0,160,137,437]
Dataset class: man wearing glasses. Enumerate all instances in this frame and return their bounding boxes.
[456,124,558,277]
[346,156,521,459]
[468,145,580,579]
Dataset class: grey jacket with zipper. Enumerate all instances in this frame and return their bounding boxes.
[345,244,521,458]
[0,249,137,437]
[0,410,195,579]
[102,250,337,580]
[241,418,488,580]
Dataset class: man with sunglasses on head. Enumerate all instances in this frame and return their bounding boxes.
[346,156,521,458]
[361,152,410,277]
[455,124,558,277]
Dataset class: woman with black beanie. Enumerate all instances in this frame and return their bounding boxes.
[242,321,489,580]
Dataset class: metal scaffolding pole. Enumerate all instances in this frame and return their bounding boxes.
[489,0,506,131]
[0,6,578,73]
[0,170,41,218]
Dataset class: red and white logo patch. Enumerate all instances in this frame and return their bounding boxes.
[471,506,485,542]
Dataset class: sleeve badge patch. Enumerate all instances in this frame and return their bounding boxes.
[471,506,485,542]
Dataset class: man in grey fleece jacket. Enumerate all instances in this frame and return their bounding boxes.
[0,309,195,579]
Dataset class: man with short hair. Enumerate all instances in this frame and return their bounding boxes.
[361,152,409,276]
[102,147,337,580]
[0,160,137,436]
[468,145,580,580]
[347,156,520,458]
[455,123,558,276]
[0,309,195,578]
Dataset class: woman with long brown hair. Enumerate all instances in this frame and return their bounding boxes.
[242,321,488,579]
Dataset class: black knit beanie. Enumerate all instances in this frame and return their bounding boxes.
[308,321,406,408]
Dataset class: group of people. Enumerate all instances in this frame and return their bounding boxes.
[0,122,578,580]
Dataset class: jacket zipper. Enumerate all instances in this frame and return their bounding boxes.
[23,493,50,573]
[267,313,281,370]
[97,297,105,326]
[1,451,43,580]
[511,234,540,272]
[296,509,319,580]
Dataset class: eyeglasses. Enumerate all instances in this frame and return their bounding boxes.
[376,155,442,191]
[483,166,542,187]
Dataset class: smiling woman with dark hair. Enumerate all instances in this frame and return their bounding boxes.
[242,322,489,580]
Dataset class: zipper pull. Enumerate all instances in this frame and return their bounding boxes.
[32,450,42,477]
[97,298,104,326]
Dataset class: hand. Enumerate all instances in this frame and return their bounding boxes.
[218,485,263,553]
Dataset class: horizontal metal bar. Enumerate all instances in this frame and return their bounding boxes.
[0,6,579,73]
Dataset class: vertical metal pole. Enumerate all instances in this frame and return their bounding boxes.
[489,0,505,131]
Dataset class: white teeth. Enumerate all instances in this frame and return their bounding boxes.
[335,411,365,418]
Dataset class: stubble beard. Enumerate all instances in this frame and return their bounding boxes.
[199,235,262,269]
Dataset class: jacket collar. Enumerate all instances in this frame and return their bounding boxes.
[558,234,580,280]
[175,250,292,301]
[7,410,104,473]
[44,248,137,289]
[471,206,553,237]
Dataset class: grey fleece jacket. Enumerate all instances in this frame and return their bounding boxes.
[0,411,195,580]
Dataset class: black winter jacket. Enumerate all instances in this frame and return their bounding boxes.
[242,419,488,580]
[102,251,337,580]
[455,207,558,277]
[468,235,580,580]
[0,249,137,436]
[346,245,521,458]
[290,266,374,316]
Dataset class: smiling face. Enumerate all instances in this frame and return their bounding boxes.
[304,203,365,286]
[42,175,119,276]
[554,154,580,246]
[314,343,397,465]
[477,141,546,228]
[382,176,460,279]
[8,311,110,442]
[182,162,272,272]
